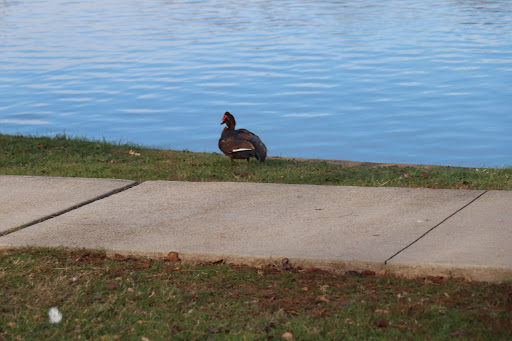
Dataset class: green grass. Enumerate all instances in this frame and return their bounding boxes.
[1,247,511,340]
[1,133,511,190]
[1,133,511,339]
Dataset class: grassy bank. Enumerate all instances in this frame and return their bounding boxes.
[1,247,511,340]
[1,133,511,190]
[1,133,511,340]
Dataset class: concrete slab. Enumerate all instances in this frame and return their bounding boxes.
[0,181,484,273]
[387,190,512,281]
[0,175,136,234]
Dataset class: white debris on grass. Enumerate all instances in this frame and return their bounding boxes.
[48,307,63,324]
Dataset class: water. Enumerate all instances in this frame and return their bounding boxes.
[1,0,511,167]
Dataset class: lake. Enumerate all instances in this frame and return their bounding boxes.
[1,0,511,167]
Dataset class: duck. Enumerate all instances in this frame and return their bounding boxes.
[219,112,267,163]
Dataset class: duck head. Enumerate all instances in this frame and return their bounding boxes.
[220,111,236,129]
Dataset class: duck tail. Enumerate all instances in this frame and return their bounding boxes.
[251,136,267,162]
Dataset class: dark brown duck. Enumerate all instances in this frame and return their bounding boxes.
[218,112,267,162]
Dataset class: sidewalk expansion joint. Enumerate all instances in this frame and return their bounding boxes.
[384,190,489,265]
[0,181,139,238]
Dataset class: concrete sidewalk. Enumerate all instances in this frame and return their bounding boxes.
[0,175,510,282]
[0,175,136,234]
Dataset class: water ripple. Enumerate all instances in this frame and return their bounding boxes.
[0,0,510,167]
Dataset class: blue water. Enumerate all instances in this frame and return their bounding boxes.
[1,0,511,167]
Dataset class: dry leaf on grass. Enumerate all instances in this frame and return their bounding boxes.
[361,270,376,277]
[374,309,390,315]
[285,309,301,316]
[165,252,181,262]
[374,319,388,328]
[106,283,118,290]
[127,150,141,156]
[317,295,329,303]
[451,331,469,337]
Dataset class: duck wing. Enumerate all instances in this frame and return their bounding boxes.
[237,129,267,162]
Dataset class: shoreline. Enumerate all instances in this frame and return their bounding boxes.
[268,156,445,169]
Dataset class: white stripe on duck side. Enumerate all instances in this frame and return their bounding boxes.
[232,148,253,152]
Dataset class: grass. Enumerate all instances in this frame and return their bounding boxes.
[1,133,511,339]
[1,247,511,340]
[1,133,511,190]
